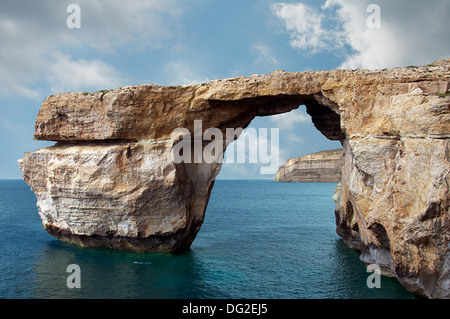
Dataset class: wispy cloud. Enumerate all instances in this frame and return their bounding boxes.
[273,0,450,69]
[164,61,211,86]
[47,53,125,93]
[270,110,310,130]
[222,127,281,176]
[251,44,278,68]
[0,0,185,99]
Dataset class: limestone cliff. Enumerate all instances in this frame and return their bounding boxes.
[275,149,342,182]
[19,60,450,298]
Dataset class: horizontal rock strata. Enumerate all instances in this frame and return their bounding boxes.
[274,149,343,182]
[19,60,450,298]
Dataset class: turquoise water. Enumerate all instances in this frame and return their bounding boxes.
[0,180,413,299]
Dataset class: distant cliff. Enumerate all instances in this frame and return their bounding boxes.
[274,149,342,183]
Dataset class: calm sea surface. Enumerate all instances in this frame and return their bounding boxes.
[0,179,413,299]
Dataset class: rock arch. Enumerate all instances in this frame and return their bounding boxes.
[19,61,450,298]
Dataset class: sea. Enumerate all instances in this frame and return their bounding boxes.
[0,179,414,299]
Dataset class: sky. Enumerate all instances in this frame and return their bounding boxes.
[0,0,449,179]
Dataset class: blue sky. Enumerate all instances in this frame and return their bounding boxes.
[1,0,449,179]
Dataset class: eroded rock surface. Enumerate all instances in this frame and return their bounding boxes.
[19,60,450,298]
[275,149,343,182]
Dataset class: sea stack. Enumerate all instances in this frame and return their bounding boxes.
[19,60,450,298]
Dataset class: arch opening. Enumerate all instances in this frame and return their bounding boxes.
[174,94,347,251]
[212,93,345,181]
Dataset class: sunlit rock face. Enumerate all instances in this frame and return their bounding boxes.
[274,149,343,183]
[19,60,450,298]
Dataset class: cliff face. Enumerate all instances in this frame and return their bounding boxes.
[19,60,450,298]
[275,149,342,182]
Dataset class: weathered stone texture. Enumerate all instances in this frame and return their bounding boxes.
[19,60,450,298]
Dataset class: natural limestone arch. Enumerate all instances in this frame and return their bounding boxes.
[19,61,450,298]
[168,92,347,253]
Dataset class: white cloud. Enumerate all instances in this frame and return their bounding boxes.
[251,44,278,68]
[72,0,184,53]
[47,53,125,93]
[284,132,304,144]
[273,0,450,69]
[0,0,184,99]
[164,61,211,86]
[0,65,40,99]
[270,109,310,129]
[328,0,450,69]
[272,3,339,54]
